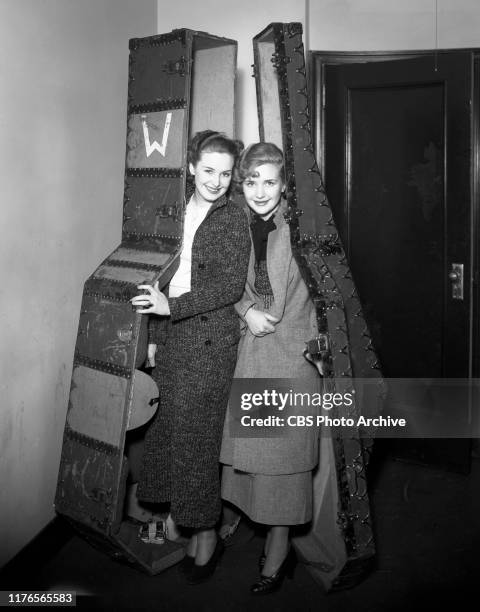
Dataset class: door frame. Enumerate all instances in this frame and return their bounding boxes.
[309,48,480,382]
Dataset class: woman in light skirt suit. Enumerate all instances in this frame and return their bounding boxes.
[220,142,320,594]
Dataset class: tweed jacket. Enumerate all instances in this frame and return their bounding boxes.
[148,194,251,348]
[220,202,321,475]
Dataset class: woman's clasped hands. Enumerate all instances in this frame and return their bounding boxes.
[131,281,170,316]
[244,307,279,337]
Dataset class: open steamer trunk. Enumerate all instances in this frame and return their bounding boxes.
[55,29,237,574]
[253,23,385,591]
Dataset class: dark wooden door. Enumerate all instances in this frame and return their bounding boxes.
[314,51,479,472]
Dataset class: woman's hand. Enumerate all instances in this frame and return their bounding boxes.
[131,281,170,315]
[244,308,279,337]
[147,343,157,368]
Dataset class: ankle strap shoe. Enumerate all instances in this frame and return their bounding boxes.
[250,548,296,595]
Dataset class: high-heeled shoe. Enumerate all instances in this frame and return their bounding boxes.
[186,539,225,585]
[250,548,296,595]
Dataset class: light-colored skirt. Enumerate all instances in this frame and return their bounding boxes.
[221,465,312,525]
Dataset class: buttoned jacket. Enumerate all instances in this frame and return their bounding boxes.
[148,194,251,349]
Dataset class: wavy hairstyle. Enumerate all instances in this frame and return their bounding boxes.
[234,142,285,186]
[188,130,244,167]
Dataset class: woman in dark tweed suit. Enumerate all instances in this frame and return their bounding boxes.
[131,131,250,583]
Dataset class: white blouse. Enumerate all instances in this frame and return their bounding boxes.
[168,196,211,297]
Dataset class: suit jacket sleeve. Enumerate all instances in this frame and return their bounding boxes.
[234,289,256,320]
[234,249,256,320]
[147,314,166,344]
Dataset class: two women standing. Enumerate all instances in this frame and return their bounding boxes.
[131,136,321,593]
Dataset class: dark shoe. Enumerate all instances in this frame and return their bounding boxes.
[186,539,225,585]
[178,554,195,574]
[250,548,296,596]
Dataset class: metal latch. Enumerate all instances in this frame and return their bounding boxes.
[305,334,331,377]
[155,201,180,221]
[449,263,464,300]
[162,56,188,76]
[306,334,329,358]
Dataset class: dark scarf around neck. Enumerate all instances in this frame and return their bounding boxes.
[250,213,276,309]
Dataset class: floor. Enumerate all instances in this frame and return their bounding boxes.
[1,447,478,611]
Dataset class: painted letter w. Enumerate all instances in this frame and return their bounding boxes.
[142,112,172,157]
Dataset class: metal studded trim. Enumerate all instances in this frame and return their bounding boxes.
[105,259,167,272]
[126,168,183,179]
[122,231,182,242]
[129,30,186,50]
[64,425,120,456]
[299,234,343,255]
[88,277,139,290]
[263,22,387,570]
[128,99,187,114]
[84,278,140,303]
[74,353,133,379]
[83,289,132,304]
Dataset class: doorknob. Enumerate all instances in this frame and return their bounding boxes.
[449,263,464,300]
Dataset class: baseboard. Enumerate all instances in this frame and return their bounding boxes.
[0,515,73,588]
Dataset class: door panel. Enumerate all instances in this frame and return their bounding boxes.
[318,52,474,471]
[348,82,445,379]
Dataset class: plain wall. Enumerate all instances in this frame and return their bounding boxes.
[308,0,480,50]
[157,0,306,145]
[0,0,157,566]
[157,0,480,146]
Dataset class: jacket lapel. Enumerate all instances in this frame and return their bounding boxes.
[204,193,229,219]
[242,200,291,315]
[266,204,291,319]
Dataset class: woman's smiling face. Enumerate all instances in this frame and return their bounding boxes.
[189,151,234,204]
[242,163,285,219]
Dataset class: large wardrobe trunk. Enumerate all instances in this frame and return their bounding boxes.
[54,29,238,574]
[252,23,385,591]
